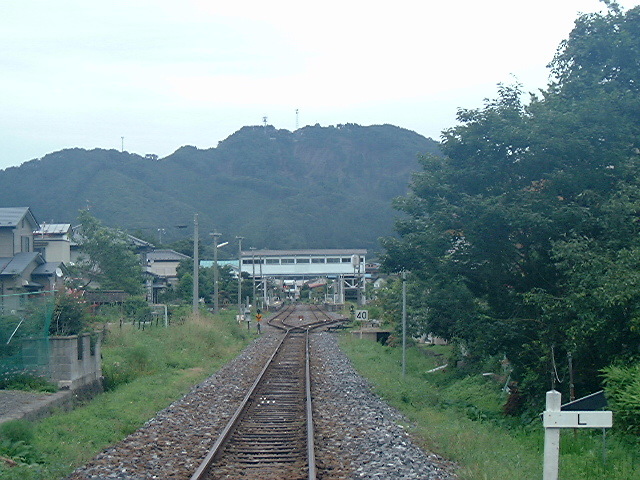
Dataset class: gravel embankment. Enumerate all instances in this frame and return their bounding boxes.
[311,332,457,480]
[67,328,457,480]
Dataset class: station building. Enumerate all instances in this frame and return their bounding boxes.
[239,249,367,304]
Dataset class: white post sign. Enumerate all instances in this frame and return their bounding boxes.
[544,410,612,429]
[355,310,368,322]
[543,390,612,480]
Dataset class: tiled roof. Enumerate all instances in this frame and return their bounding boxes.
[147,249,190,261]
[0,207,38,228]
[0,252,41,276]
[0,258,12,271]
[32,262,64,276]
[33,223,71,236]
[127,235,155,248]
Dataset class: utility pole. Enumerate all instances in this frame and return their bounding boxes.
[236,236,244,319]
[260,254,266,308]
[192,214,199,316]
[211,231,222,315]
[250,247,257,310]
[402,270,407,377]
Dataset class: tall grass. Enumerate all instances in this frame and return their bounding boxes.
[339,334,640,480]
[0,310,253,480]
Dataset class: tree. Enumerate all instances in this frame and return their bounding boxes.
[381,5,640,402]
[72,210,143,295]
[174,261,240,306]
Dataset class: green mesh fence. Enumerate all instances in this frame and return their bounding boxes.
[0,291,55,379]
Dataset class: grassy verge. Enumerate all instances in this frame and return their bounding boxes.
[339,334,640,480]
[0,310,253,480]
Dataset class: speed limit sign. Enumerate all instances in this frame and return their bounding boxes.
[355,310,369,321]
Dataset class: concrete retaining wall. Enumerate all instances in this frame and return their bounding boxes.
[22,333,103,390]
[49,333,102,390]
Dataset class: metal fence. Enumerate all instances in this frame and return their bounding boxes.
[0,291,55,378]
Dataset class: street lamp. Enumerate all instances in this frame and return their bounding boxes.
[192,214,199,316]
[210,231,227,315]
[260,253,266,309]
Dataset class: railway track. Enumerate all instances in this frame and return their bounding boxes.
[66,303,458,480]
[190,306,318,480]
[268,303,347,331]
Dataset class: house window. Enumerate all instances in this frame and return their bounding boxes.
[296,258,310,263]
[281,258,295,264]
[266,258,280,264]
[21,236,30,252]
[341,257,351,263]
[327,258,340,263]
[312,258,325,263]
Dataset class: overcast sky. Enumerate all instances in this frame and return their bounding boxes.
[0,0,635,170]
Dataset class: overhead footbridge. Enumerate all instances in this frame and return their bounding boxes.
[239,249,367,304]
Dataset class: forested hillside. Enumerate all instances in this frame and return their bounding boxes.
[381,5,640,413]
[0,124,439,251]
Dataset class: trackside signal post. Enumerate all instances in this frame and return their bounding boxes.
[542,390,612,480]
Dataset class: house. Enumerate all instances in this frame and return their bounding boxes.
[0,207,66,313]
[146,249,190,282]
[33,223,72,264]
[0,207,38,257]
[70,230,154,268]
[145,249,190,303]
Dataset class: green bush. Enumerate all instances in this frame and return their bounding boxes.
[49,293,90,336]
[123,297,152,324]
[102,342,155,391]
[0,421,33,445]
[101,361,139,391]
[0,420,39,465]
[0,373,57,393]
[603,363,640,435]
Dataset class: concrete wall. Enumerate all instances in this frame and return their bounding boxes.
[13,222,35,254]
[22,333,103,390]
[0,229,13,256]
[49,333,102,390]
[41,239,71,264]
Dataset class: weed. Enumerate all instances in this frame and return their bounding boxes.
[0,373,56,393]
[0,309,250,479]
[0,421,34,444]
[340,334,640,480]
[0,421,39,465]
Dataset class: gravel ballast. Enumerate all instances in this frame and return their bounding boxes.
[67,329,457,479]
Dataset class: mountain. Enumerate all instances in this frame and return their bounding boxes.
[0,124,440,253]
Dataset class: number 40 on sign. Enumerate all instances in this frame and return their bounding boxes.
[355,310,368,321]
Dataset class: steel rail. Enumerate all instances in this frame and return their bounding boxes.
[190,324,316,480]
[189,332,289,480]
[305,303,349,331]
[305,328,317,480]
[266,303,297,331]
[268,303,347,332]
